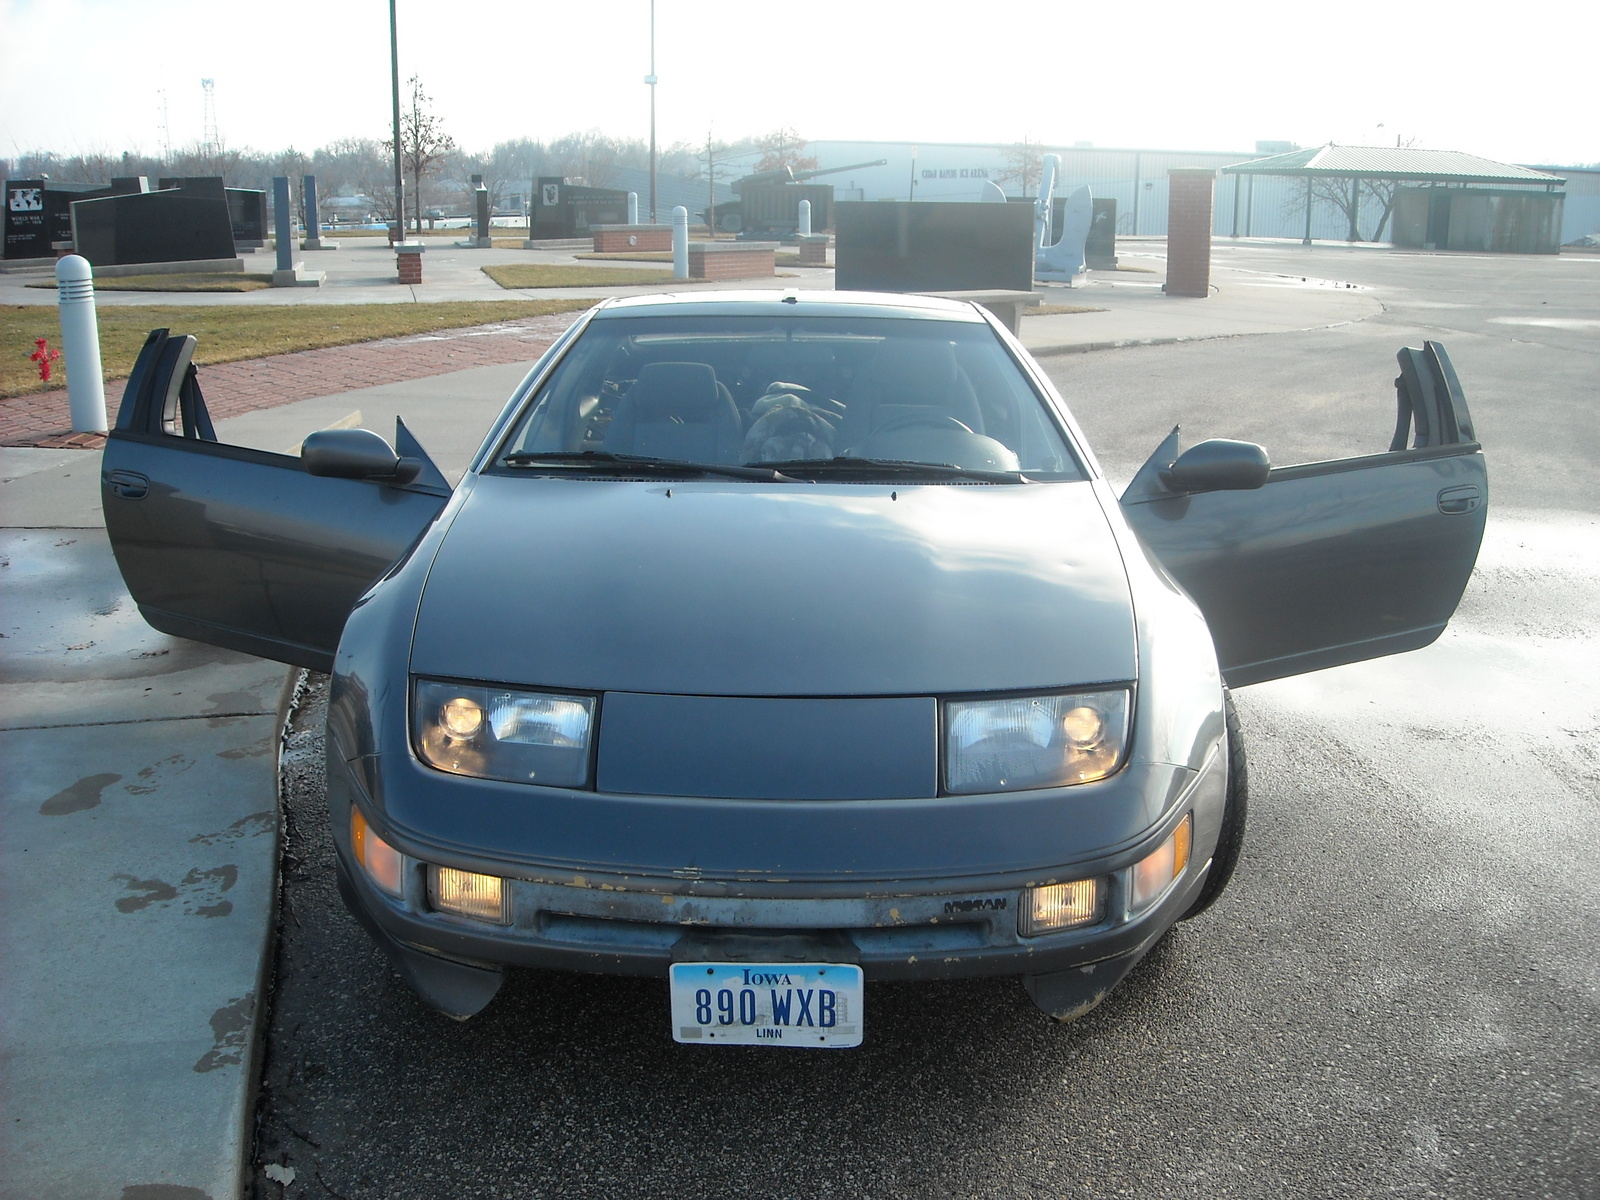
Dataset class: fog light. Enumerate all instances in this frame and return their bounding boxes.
[1020,878,1104,936]
[351,807,405,899]
[429,865,511,924]
[1131,814,1193,913]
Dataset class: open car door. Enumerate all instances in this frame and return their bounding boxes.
[1120,341,1487,688]
[101,329,452,672]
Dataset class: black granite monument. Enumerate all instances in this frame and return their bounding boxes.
[227,188,267,248]
[834,201,1034,293]
[71,188,237,267]
[1086,198,1117,269]
[531,176,630,239]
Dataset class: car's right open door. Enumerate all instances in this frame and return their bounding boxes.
[1119,341,1487,688]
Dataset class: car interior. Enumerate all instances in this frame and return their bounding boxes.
[503,318,1080,477]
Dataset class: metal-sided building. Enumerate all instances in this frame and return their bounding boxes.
[804,139,1593,248]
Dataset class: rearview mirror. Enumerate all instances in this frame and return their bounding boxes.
[1161,439,1270,493]
[302,428,421,484]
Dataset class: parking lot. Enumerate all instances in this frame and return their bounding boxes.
[247,245,1599,1199]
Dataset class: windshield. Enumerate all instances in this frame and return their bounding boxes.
[495,313,1084,481]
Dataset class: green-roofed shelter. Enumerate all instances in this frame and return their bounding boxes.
[1224,144,1567,252]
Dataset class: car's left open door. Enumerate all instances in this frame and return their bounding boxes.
[1119,341,1487,688]
[101,329,452,672]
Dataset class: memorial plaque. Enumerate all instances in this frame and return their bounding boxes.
[835,201,1034,293]
[4,179,49,259]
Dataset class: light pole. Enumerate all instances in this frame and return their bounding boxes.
[645,0,657,223]
[389,0,404,238]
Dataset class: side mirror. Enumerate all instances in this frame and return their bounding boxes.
[1161,439,1270,493]
[302,428,421,485]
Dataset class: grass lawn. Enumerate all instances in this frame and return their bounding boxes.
[576,250,833,269]
[482,263,676,289]
[576,251,675,263]
[26,273,275,293]
[1,298,591,400]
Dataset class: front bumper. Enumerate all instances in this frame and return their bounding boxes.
[329,747,1224,1020]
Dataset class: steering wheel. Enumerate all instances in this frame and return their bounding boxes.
[869,412,975,436]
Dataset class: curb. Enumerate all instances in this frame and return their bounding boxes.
[232,666,307,1196]
[1024,316,1370,360]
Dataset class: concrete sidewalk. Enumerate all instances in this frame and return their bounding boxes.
[0,526,288,1200]
[0,250,1384,1199]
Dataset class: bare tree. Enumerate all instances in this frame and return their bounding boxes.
[547,130,633,189]
[996,137,1043,198]
[1284,175,1402,242]
[753,127,817,175]
[383,76,456,232]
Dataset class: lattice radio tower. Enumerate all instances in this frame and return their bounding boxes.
[157,88,172,163]
[201,78,219,159]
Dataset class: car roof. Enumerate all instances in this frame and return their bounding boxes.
[592,290,990,322]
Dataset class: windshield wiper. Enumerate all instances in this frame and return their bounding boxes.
[504,450,796,482]
[761,456,1028,483]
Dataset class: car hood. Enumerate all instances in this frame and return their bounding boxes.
[409,475,1136,696]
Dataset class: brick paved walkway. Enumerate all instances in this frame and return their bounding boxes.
[1,312,580,449]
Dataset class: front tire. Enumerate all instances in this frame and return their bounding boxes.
[1180,689,1248,920]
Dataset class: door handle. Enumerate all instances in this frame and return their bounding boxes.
[1437,485,1480,515]
[107,469,149,500]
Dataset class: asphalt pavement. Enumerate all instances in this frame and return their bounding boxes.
[1,242,1593,1199]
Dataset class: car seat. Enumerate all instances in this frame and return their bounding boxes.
[604,362,744,463]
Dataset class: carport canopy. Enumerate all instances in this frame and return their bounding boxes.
[1223,144,1566,242]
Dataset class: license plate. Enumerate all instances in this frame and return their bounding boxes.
[669,962,863,1048]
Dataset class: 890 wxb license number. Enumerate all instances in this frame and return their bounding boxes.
[669,962,864,1048]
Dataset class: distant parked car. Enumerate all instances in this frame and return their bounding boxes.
[100,294,1485,1045]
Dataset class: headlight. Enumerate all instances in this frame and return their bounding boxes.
[414,679,595,787]
[944,688,1130,794]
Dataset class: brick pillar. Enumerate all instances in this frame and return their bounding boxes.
[1166,168,1216,298]
[396,246,424,284]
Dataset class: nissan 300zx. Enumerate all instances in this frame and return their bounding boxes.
[100,292,1486,1044]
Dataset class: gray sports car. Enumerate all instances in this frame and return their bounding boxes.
[101,292,1486,1045]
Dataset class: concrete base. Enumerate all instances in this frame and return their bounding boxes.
[921,289,1042,334]
[272,264,326,288]
[457,237,494,249]
[522,237,593,251]
[300,238,339,251]
[0,256,57,273]
[93,258,247,279]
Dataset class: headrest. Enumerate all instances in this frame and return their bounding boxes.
[867,340,959,393]
[628,362,722,418]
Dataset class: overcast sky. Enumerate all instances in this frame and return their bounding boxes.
[2,0,1592,167]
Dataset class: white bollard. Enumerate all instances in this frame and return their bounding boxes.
[55,255,108,434]
[672,206,689,280]
[798,199,812,237]
[628,192,640,225]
